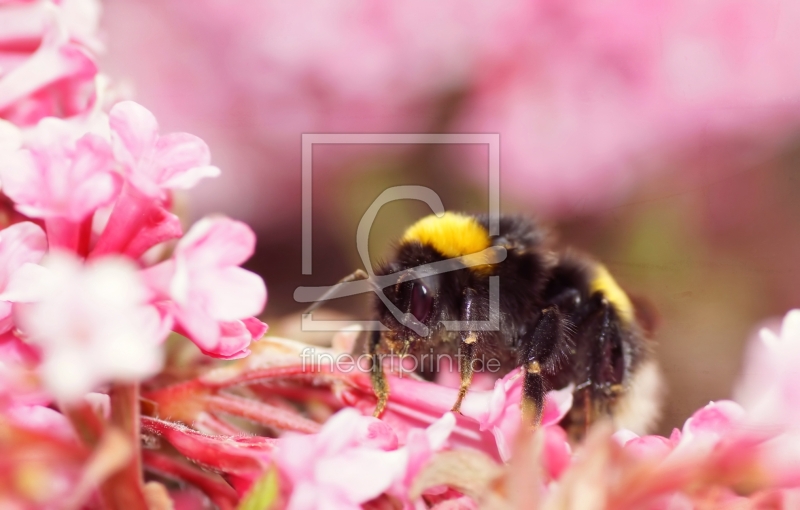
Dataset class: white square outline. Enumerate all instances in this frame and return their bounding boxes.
[301,133,500,275]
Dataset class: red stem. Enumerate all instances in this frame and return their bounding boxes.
[62,399,105,447]
[204,393,321,434]
[196,412,247,436]
[200,364,336,388]
[141,416,275,475]
[249,383,347,410]
[104,383,148,510]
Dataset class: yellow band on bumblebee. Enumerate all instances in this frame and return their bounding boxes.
[589,264,634,325]
[402,212,491,260]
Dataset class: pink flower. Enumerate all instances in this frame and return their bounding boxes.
[735,309,800,430]
[109,100,220,199]
[4,251,168,402]
[613,429,679,460]
[387,411,456,500]
[276,408,455,510]
[616,400,745,461]
[0,222,47,333]
[376,368,572,464]
[6,404,74,442]
[142,216,267,359]
[459,368,573,462]
[679,400,744,445]
[0,1,98,126]
[276,409,402,510]
[0,117,118,222]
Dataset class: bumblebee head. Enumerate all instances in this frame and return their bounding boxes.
[375,244,452,348]
[374,212,493,349]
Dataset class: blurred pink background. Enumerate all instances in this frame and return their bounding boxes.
[100,0,800,434]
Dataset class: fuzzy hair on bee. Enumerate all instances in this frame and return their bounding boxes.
[342,212,660,436]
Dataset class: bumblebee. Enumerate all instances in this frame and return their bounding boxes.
[366,212,660,435]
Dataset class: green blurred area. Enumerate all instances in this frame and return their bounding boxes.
[249,138,800,435]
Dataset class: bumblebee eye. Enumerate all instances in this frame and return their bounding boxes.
[410,282,433,322]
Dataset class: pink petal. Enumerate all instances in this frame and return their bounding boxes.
[277,434,319,480]
[425,411,456,450]
[176,216,256,269]
[0,119,116,221]
[198,266,267,321]
[541,384,574,427]
[153,132,215,187]
[109,100,159,169]
[0,222,48,289]
[6,405,73,441]
[140,260,175,298]
[173,305,220,353]
[69,171,120,221]
[211,320,257,359]
[242,317,268,340]
[161,165,221,190]
[0,14,97,119]
[0,151,41,211]
[623,434,674,459]
[315,408,369,455]
[359,419,399,451]
[683,400,745,438]
[402,413,456,488]
[542,425,572,480]
[315,448,400,503]
[0,262,51,303]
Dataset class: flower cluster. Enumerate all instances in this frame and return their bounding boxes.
[133,311,800,509]
[0,1,267,506]
[0,0,101,127]
[0,97,266,406]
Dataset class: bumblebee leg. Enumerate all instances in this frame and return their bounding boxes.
[368,329,389,417]
[588,297,626,418]
[569,294,627,432]
[451,287,479,413]
[452,341,475,413]
[521,307,566,427]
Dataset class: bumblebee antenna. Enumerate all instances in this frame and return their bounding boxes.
[302,269,369,314]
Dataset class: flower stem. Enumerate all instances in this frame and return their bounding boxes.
[105,382,149,510]
[204,393,322,434]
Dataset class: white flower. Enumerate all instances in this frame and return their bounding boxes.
[7,251,169,402]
